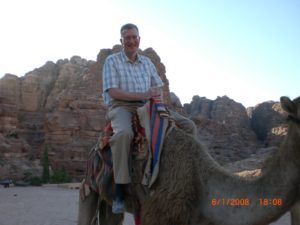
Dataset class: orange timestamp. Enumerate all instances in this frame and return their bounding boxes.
[211,198,250,206]
[259,198,283,206]
[211,198,283,207]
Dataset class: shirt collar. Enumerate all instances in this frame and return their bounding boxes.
[121,49,143,64]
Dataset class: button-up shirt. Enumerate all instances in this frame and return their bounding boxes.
[102,50,163,106]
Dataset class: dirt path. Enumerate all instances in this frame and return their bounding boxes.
[0,186,290,225]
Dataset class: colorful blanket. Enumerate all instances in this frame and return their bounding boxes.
[84,99,173,197]
[138,100,172,187]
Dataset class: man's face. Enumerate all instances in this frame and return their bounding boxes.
[120,28,140,56]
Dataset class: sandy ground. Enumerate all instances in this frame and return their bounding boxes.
[0,185,291,225]
[0,185,134,225]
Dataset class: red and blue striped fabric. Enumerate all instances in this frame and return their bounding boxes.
[148,100,169,174]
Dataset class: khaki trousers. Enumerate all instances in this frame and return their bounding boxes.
[106,103,197,184]
[106,103,142,184]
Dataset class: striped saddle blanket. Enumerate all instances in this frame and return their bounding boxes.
[84,100,173,198]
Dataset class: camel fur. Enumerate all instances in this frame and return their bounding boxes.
[291,201,300,225]
[77,96,300,225]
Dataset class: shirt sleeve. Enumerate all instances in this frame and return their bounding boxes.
[149,60,164,88]
[102,56,119,93]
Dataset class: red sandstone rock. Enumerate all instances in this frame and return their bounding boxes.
[0,47,171,180]
[0,47,288,181]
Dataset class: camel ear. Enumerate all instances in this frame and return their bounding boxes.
[280,96,296,114]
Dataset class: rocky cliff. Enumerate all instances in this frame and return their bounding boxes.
[183,95,287,164]
[0,46,171,180]
[0,46,288,181]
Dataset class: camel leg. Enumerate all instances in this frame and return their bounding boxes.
[77,189,98,225]
[77,187,123,225]
[291,201,300,225]
[141,193,193,225]
[98,200,124,225]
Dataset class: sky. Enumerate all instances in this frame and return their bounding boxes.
[0,0,299,107]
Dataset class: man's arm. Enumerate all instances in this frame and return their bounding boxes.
[108,87,162,102]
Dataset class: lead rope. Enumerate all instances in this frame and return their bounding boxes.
[90,197,101,225]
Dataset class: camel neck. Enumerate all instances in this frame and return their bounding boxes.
[197,124,300,225]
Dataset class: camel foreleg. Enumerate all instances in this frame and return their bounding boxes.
[77,184,98,225]
[77,181,124,225]
[98,200,124,225]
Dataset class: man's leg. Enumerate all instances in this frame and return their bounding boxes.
[108,107,133,184]
[107,107,133,213]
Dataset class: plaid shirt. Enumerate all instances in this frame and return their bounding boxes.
[102,50,163,105]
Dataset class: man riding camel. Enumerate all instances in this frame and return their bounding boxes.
[102,23,196,214]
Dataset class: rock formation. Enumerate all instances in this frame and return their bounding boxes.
[0,46,288,181]
[247,101,287,147]
[183,95,256,163]
[0,46,170,181]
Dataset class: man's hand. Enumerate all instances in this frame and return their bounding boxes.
[147,87,163,103]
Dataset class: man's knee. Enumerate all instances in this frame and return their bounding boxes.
[118,128,134,139]
[111,128,134,144]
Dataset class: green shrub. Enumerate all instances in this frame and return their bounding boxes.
[23,171,33,182]
[23,172,42,186]
[50,167,72,183]
[29,177,43,186]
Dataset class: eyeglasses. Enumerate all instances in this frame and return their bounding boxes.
[122,35,140,42]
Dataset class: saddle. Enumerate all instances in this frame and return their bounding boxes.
[83,100,174,204]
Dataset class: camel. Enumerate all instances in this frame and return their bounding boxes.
[77,96,300,225]
[291,201,300,225]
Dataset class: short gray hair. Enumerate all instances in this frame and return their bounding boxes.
[120,23,139,36]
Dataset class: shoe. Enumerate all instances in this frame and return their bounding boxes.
[112,200,125,214]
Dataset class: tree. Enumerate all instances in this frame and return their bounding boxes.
[42,145,50,183]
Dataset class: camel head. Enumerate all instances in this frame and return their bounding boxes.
[281,96,300,131]
[280,96,300,165]
[281,96,300,218]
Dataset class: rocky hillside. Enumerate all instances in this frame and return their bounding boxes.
[183,95,287,164]
[0,46,289,181]
[0,46,170,181]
